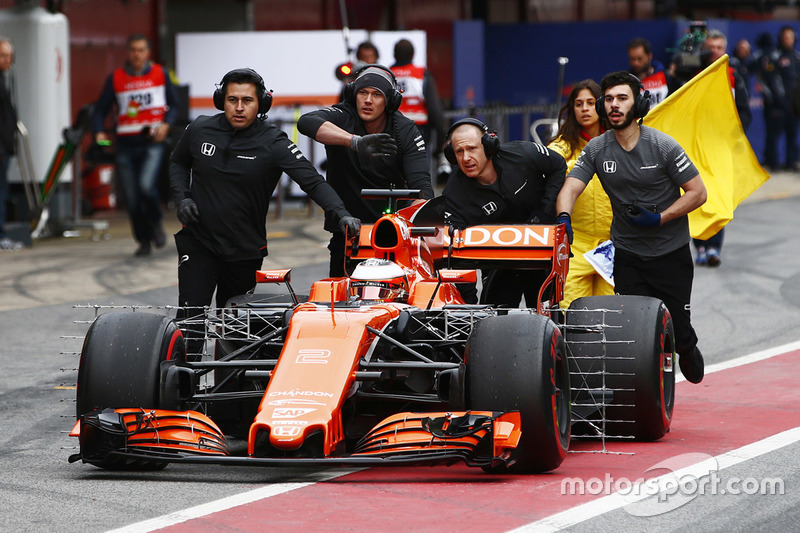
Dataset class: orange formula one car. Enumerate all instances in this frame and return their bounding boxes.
[70,190,674,474]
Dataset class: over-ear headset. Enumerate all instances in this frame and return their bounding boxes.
[595,72,651,120]
[213,68,273,115]
[343,64,403,114]
[443,117,500,165]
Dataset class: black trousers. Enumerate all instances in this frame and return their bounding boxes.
[175,229,263,310]
[480,269,548,308]
[613,243,698,353]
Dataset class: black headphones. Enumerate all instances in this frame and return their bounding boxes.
[343,64,403,114]
[213,68,273,115]
[443,117,500,165]
[596,72,651,120]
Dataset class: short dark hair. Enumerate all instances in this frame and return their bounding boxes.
[356,41,379,61]
[127,34,150,48]
[601,71,640,98]
[627,37,652,55]
[222,68,266,98]
[394,39,415,64]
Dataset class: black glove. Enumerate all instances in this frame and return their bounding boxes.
[177,198,200,225]
[339,215,361,240]
[555,212,573,244]
[350,133,398,158]
[626,204,661,228]
[526,210,552,224]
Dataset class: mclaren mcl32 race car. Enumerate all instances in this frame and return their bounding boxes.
[69,190,674,474]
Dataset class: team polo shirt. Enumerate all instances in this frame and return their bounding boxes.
[568,126,698,257]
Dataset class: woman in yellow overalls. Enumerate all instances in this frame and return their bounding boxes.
[548,80,614,307]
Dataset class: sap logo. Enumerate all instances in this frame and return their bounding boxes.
[602,160,617,173]
[201,142,216,156]
[296,349,331,364]
[461,226,550,246]
[272,421,308,426]
[272,426,302,437]
[273,408,316,419]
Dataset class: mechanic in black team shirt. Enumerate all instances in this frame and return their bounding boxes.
[298,64,433,276]
[170,68,359,312]
[555,71,707,384]
[441,118,567,306]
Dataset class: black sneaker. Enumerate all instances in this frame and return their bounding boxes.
[678,346,705,384]
[134,242,152,256]
[152,224,166,248]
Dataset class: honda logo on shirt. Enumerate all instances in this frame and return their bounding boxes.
[482,201,498,216]
[603,160,617,173]
[201,143,216,156]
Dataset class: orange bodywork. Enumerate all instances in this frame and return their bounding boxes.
[248,302,402,456]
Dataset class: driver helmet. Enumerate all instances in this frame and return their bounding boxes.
[349,258,409,302]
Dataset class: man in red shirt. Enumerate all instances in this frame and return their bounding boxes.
[93,34,180,256]
[390,39,446,178]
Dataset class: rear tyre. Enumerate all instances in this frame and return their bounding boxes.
[567,295,675,441]
[467,313,570,473]
[76,312,185,470]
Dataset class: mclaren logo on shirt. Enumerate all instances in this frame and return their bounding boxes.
[201,142,216,156]
[482,201,498,216]
[602,160,617,173]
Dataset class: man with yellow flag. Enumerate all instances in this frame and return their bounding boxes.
[556,70,708,384]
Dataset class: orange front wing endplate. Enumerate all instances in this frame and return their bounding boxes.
[70,408,521,469]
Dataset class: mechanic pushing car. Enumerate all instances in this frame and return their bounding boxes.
[169,68,360,313]
[441,117,567,306]
[297,64,434,277]
[556,70,707,384]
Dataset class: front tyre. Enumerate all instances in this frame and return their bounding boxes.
[75,312,185,470]
[466,313,570,473]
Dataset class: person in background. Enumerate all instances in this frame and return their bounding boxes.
[298,64,433,277]
[355,41,379,67]
[754,28,800,172]
[390,39,446,179]
[730,38,753,85]
[0,37,20,252]
[556,71,707,384]
[693,29,752,267]
[547,80,613,307]
[775,26,800,171]
[628,37,670,109]
[92,34,180,256]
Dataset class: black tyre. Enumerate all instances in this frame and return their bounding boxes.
[466,313,570,473]
[567,295,675,441]
[76,312,185,470]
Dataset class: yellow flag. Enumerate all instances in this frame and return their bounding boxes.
[643,55,769,240]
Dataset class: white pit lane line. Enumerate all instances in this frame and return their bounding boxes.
[110,341,800,533]
[511,339,800,533]
[108,469,362,533]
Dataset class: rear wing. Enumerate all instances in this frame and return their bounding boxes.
[347,216,569,312]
